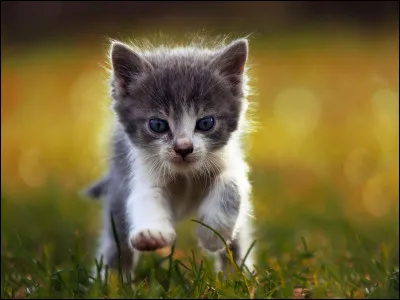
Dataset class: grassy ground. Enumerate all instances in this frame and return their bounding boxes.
[1,30,399,298]
[1,172,398,299]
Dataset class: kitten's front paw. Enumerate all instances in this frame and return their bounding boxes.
[130,224,176,252]
[197,223,232,252]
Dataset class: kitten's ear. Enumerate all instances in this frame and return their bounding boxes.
[110,41,152,94]
[211,39,248,82]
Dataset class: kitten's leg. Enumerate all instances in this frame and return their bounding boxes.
[197,177,243,251]
[216,239,240,275]
[127,187,176,251]
[216,215,256,277]
[94,228,138,283]
[197,176,254,275]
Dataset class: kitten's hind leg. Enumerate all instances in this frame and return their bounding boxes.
[93,230,139,284]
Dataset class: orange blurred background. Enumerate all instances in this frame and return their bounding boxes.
[1,1,398,226]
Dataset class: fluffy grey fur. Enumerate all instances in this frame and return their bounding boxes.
[85,37,256,281]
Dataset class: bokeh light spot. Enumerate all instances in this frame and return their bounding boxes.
[18,148,46,188]
[273,87,321,138]
[69,70,106,123]
[362,174,391,218]
[343,147,376,186]
[370,88,399,167]
[370,88,399,124]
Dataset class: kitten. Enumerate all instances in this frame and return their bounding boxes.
[84,37,256,281]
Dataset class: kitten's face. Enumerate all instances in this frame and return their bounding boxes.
[110,40,248,174]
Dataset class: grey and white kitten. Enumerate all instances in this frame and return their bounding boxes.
[85,38,256,280]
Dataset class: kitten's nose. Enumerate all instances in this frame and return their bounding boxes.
[173,138,193,158]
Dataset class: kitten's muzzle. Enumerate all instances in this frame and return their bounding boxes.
[173,139,194,159]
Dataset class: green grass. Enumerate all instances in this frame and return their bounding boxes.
[1,171,399,299]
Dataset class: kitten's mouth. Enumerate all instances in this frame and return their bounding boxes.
[171,157,195,164]
[169,155,198,168]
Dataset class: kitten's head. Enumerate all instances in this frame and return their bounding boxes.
[109,38,249,175]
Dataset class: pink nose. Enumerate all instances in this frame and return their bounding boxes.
[173,138,193,158]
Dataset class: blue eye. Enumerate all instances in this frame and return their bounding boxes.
[149,118,169,133]
[196,116,215,131]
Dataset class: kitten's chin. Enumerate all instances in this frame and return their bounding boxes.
[168,159,200,173]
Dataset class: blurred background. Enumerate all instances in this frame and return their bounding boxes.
[1,1,399,298]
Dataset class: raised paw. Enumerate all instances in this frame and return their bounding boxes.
[130,227,176,252]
